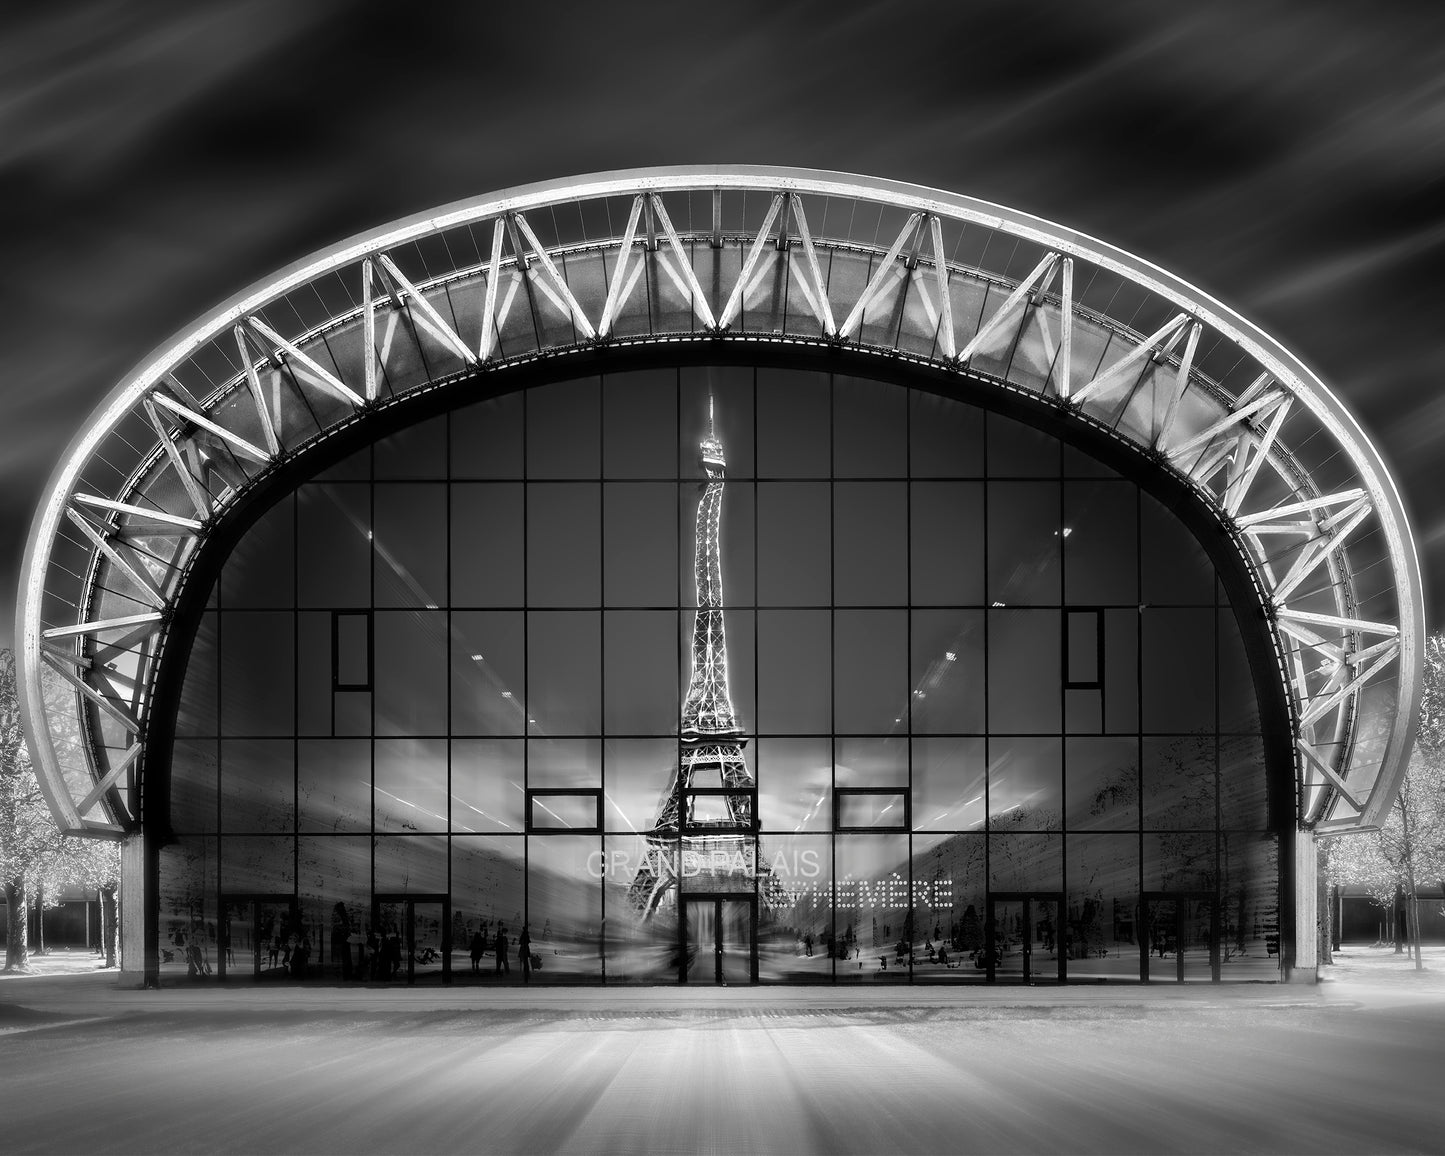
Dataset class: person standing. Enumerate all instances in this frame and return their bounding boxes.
[518,925,532,983]
[494,924,509,976]
[469,930,485,974]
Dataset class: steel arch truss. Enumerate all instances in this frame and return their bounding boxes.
[17,167,1423,838]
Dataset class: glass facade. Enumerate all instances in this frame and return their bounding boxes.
[162,366,1279,984]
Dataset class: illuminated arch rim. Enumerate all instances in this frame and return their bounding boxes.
[17,164,1423,839]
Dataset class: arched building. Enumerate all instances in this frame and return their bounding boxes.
[17,167,1423,985]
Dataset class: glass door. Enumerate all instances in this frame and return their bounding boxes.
[987,893,1064,983]
[682,896,756,984]
[1142,893,1219,982]
[373,894,452,985]
[220,895,296,980]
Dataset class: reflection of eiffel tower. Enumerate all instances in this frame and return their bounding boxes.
[628,399,775,917]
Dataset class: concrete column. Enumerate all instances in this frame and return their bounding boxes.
[1287,826,1318,982]
[119,835,148,985]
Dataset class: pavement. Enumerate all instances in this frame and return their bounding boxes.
[3,944,1445,1154]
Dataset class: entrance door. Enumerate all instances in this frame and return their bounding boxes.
[681,897,755,984]
[987,893,1064,983]
[1141,893,1219,982]
[220,894,296,980]
[373,894,451,985]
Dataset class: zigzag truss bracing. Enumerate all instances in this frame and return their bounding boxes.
[17,167,1423,840]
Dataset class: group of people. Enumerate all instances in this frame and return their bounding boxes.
[469,923,535,981]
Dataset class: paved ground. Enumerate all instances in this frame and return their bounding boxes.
[3,945,1444,1154]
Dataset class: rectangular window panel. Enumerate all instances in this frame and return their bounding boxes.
[176,611,218,737]
[451,483,523,606]
[756,368,829,477]
[375,413,447,479]
[373,833,447,893]
[1064,737,1139,831]
[526,835,602,981]
[910,390,984,478]
[219,612,295,737]
[989,737,1063,831]
[912,737,986,833]
[1104,609,1139,733]
[528,612,601,735]
[986,412,1059,477]
[912,832,988,982]
[1143,736,1217,830]
[910,482,985,606]
[527,378,600,478]
[333,611,371,690]
[834,375,906,478]
[1066,834,1142,979]
[604,611,678,735]
[298,738,371,833]
[451,739,525,834]
[603,369,677,478]
[297,836,371,976]
[527,790,603,832]
[527,738,601,788]
[910,610,985,734]
[683,788,757,834]
[171,739,218,834]
[681,367,754,480]
[1065,609,1102,688]
[298,483,370,608]
[988,832,1062,891]
[527,483,600,607]
[680,481,755,609]
[834,833,910,983]
[374,738,448,833]
[756,737,831,832]
[298,612,330,736]
[451,836,526,973]
[604,484,678,608]
[450,392,523,479]
[835,736,907,788]
[757,833,833,982]
[1142,608,1214,732]
[987,610,1061,734]
[450,611,525,736]
[604,738,676,833]
[1063,481,1138,605]
[757,482,830,605]
[833,483,907,605]
[757,610,831,734]
[373,610,447,737]
[836,790,909,830]
[987,482,1061,605]
[221,496,294,608]
[373,483,447,608]
[834,610,906,734]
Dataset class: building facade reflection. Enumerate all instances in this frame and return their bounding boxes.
[162,367,1280,984]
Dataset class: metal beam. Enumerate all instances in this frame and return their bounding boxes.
[1298,644,1399,728]
[150,391,270,464]
[1153,320,1202,448]
[1236,488,1368,529]
[480,219,506,360]
[39,651,141,734]
[1072,313,1189,408]
[141,400,211,519]
[1271,501,1372,603]
[247,317,364,408]
[64,509,166,609]
[718,193,784,331]
[927,215,954,359]
[647,194,717,330]
[233,326,282,454]
[955,253,1059,366]
[1167,389,1288,461]
[1223,397,1292,517]
[376,254,479,367]
[74,743,142,819]
[42,611,164,640]
[1297,740,1363,811]
[510,213,597,340]
[598,196,644,338]
[1275,607,1399,636]
[838,212,924,340]
[72,494,203,532]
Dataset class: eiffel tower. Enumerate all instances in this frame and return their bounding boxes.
[628,398,775,917]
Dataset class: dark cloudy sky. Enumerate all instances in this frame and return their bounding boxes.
[3,0,1443,650]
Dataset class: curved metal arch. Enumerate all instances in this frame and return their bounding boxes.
[17,165,1423,839]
